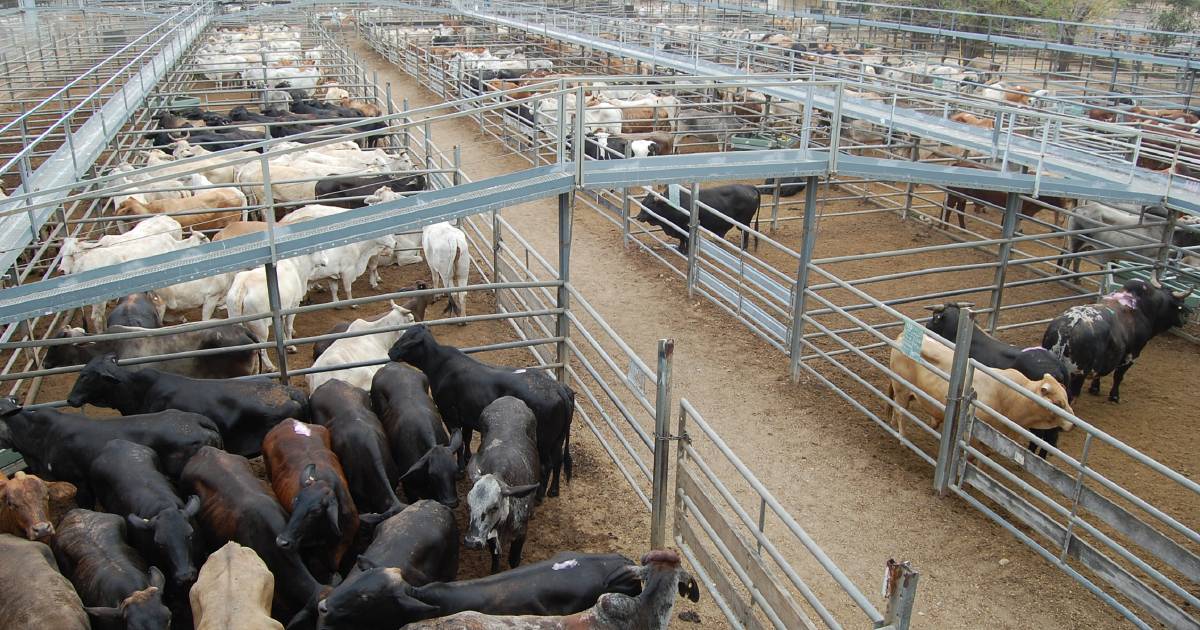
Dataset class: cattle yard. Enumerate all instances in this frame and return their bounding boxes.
[0,0,1196,628]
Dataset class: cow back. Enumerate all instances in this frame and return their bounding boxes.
[353,500,458,585]
[0,534,90,630]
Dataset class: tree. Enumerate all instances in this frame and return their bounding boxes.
[1151,0,1200,46]
[1037,0,1124,70]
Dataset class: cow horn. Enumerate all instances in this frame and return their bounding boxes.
[922,304,946,313]
[1150,275,1163,288]
[1172,286,1191,299]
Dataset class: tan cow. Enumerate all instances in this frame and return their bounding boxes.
[213,221,267,241]
[0,471,76,543]
[190,541,283,630]
[116,187,246,231]
[887,332,1075,442]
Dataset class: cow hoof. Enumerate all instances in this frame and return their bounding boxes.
[1108,396,1120,403]
[350,304,358,309]
[287,345,298,354]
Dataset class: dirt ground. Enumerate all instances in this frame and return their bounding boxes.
[335,34,1195,629]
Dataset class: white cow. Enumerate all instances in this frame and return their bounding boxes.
[60,216,201,330]
[223,252,323,372]
[305,302,414,392]
[422,221,471,321]
[278,204,397,305]
[364,187,423,267]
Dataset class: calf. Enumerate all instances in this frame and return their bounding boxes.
[0,534,91,630]
[350,501,458,583]
[0,400,221,500]
[423,222,471,320]
[43,323,261,379]
[408,552,643,618]
[262,419,359,579]
[1043,278,1192,403]
[887,331,1075,444]
[0,471,76,543]
[636,184,761,254]
[66,353,306,457]
[181,446,323,621]
[191,542,283,630]
[370,363,461,508]
[306,303,414,392]
[310,501,459,629]
[314,173,427,209]
[465,397,540,573]
[52,509,171,630]
[309,379,403,515]
[89,439,201,587]
[387,325,574,500]
[403,550,699,630]
[107,293,162,328]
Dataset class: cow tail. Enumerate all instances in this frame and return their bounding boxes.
[753,187,762,252]
[563,389,575,483]
[449,244,464,317]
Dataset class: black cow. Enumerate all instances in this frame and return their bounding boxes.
[313,173,427,209]
[927,303,1071,456]
[106,293,161,329]
[1043,278,1192,403]
[89,439,201,589]
[370,363,460,509]
[464,397,539,574]
[309,380,404,515]
[411,552,643,618]
[636,184,761,253]
[763,176,807,197]
[387,325,574,500]
[181,446,324,621]
[66,353,306,457]
[312,501,457,629]
[43,323,260,379]
[0,399,221,502]
[179,130,265,153]
[52,509,172,630]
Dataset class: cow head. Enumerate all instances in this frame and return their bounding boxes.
[85,567,170,630]
[0,471,75,543]
[127,495,200,586]
[464,474,538,551]
[400,430,462,509]
[1142,277,1194,332]
[386,324,435,367]
[42,327,94,370]
[315,568,438,630]
[1026,375,1076,432]
[66,353,128,408]
[277,464,340,551]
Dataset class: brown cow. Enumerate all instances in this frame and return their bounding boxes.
[213,221,267,241]
[949,111,995,129]
[0,471,76,543]
[942,161,1073,229]
[0,534,91,630]
[619,106,673,134]
[263,419,358,579]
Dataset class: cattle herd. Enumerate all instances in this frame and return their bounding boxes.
[0,322,701,629]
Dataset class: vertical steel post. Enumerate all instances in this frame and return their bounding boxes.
[258,153,288,381]
[902,138,920,221]
[883,559,921,630]
[650,338,675,550]
[986,192,1021,333]
[555,191,572,384]
[685,182,701,296]
[1155,208,1179,274]
[788,176,821,382]
[933,306,975,496]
